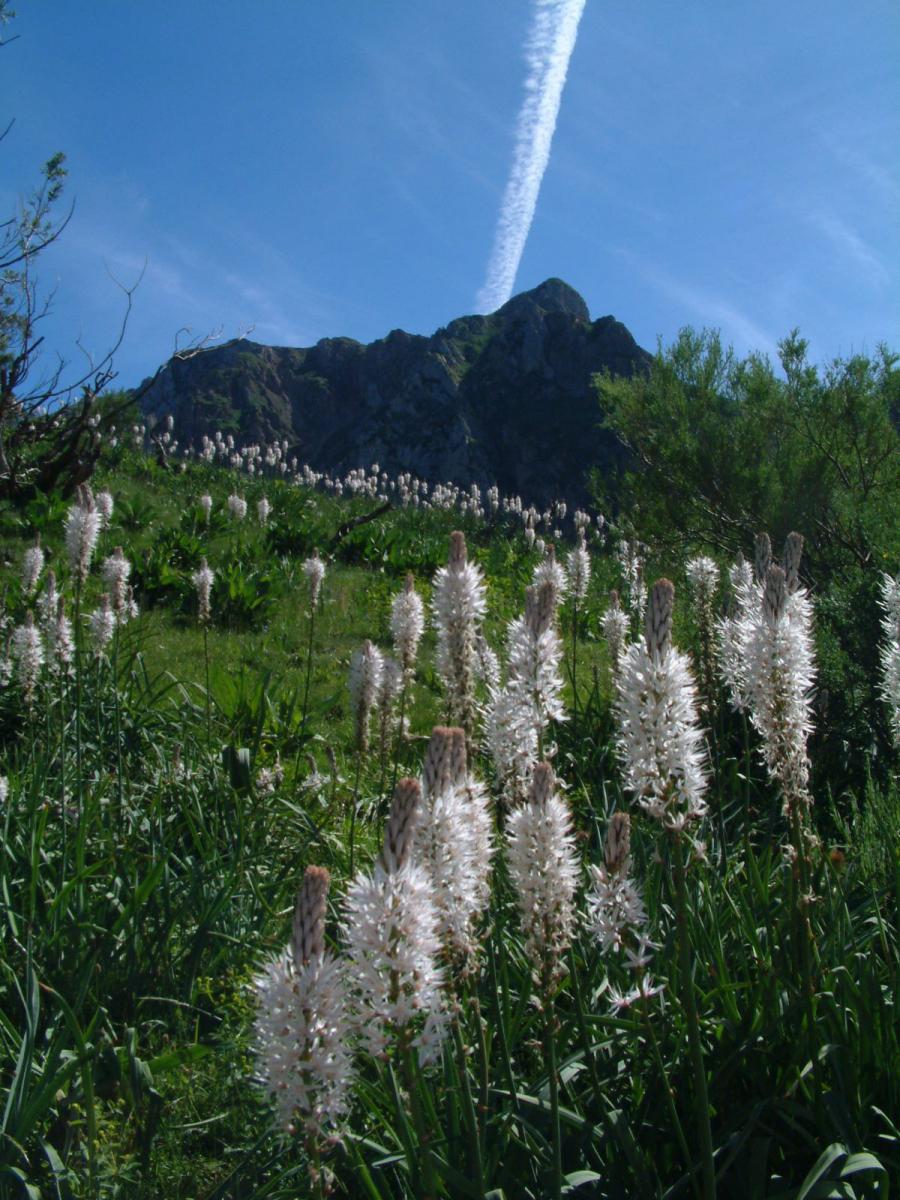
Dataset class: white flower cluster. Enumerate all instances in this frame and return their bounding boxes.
[348,641,383,754]
[432,532,487,735]
[345,778,448,1064]
[615,579,708,832]
[192,559,215,625]
[485,581,565,801]
[415,727,494,969]
[506,762,579,983]
[302,551,326,609]
[719,537,816,810]
[227,493,247,521]
[390,574,424,676]
[601,590,629,677]
[64,484,102,584]
[566,537,591,603]
[254,867,353,1140]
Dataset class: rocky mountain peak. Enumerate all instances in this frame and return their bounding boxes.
[496,277,591,323]
[138,278,650,505]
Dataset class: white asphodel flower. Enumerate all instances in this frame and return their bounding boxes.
[344,778,448,1064]
[414,726,494,970]
[615,579,708,833]
[192,558,215,625]
[227,493,247,521]
[64,484,102,584]
[22,536,44,596]
[391,573,425,676]
[253,866,353,1141]
[740,563,816,812]
[566,537,591,603]
[348,640,383,755]
[12,612,44,704]
[302,551,326,609]
[506,762,579,983]
[601,590,629,676]
[432,531,487,736]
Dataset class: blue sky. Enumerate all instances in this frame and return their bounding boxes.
[3,1,898,392]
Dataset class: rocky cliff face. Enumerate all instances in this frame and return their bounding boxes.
[138,278,651,505]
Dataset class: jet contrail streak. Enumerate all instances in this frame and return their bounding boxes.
[476,0,587,313]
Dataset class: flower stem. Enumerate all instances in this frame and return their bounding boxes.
[671,833,716,1200]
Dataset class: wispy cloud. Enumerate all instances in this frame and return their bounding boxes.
[807,209,890,287]
[615,249,778,358]
[476,0,587,313]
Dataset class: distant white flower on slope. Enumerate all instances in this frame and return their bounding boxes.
[254,866,353,1142]
[506,762,579,986]
[227,493,247,521]
[432,531,487,736]
[199,493,213,523]
[616,579,708,834]
[344,778,447,1064]
[880,570,900,745]
[257,496,271,524]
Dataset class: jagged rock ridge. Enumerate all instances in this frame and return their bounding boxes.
[138,278,651,505]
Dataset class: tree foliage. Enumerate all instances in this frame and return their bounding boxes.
[594,328,899,579]
[595,328,900,790]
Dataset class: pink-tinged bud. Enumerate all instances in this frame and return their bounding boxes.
[645,578,675,663]
[754,532,772,584]
[292,866,330,966]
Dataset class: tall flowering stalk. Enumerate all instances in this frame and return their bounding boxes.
[344,777,447,1192]
[389,573,424,787]
[415,726,494,974]
[686,555,720,715]
[376,657,402,789]
[432,531,487,742]
[566,536,591,718]
[300,551,326,736]
[254,866,352,1196]
[12,611,43,708]
[192,558,215,751]
[65,484,101,586]
[615,579,715,1200]
[347,640,383,874]
[601,589,629,680]
[586,812,659,1012]
[878,569,900,746]
[532,544,567,613]
[484,581,566,802]
[506,761,579,1200]
[22,535,44,596]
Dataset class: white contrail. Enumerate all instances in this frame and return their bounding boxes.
[476,0,587,313]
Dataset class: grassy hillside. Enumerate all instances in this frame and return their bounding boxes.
[0,442,897,1199]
